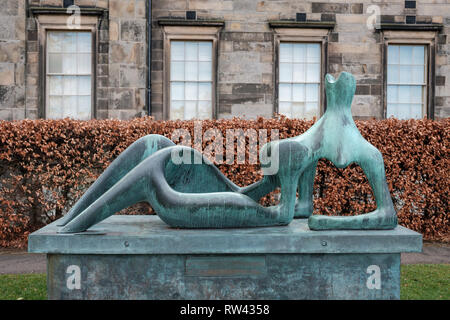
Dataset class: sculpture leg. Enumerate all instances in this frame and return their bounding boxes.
[294,159,318,218]
[58,162,150,233]
[308,143,397,230]
[57,134,174,226]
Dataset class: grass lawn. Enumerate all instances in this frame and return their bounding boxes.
[0,264,448,300]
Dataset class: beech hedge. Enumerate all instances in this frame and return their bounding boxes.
[0,117,448,248]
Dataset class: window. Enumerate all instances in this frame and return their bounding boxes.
[46,31,92,120]
[386,45,427,119]
[278,43,321,119]
[169,41,213,120]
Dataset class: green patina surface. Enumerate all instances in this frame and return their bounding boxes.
[55,72,397,233]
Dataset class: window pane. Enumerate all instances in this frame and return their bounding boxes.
[185,82,198,101]
[305,102,319,119]
[48,96,62,119]
[279,84,292,102]
[280,43,292,62]
[185,42,198,61]
[62,96,78,118]
[411,65,424,84]
[78,96,91,120]
[185,61,198,81]
[399,65,411,84]
[171,41,184,61]
[64,76,78,95]
[398,85,411,103]
[412,46,424,65]
[184,101,197,119]
[198,62,212,81]
[306,44,320,63]
[198,42,212,61]
[198,83,211,101]
[292,84,305,102]
[77,33,92,53]
[49,76,63,95]
[399,46,412,65]
[387,45,399,65]
[48,32,62,53]
[410,86,422,103]
[63,53,77,74]
[279,63,292,82]
[306,84,319,102]
[171,82,184,101]
[170,101,184,120]
[306,63,320,83]
[387,85,398,103]
[77,54,91,74]
[293,44,306,63]
[410,104,423,119]
[78,76,91,95]
[48,54,63,74]
[387,65,399,84]
[198,101,212,119]
[293,63,305,83]
[62,33,76,53]
[279,102,291,116]
[171,62,185,81]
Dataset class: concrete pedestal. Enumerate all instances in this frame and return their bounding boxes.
[28,215,422,300]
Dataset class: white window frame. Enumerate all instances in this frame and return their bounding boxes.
[386,44,428,119]
[163,26,220,120]
[37,14,97,119]
[278,42,322,119]
[273,28,329,118]
[382,30,437,119]
[45,30,94,120]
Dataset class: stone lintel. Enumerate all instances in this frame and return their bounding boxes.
[28,215,423,255]
[377,23,443,32]
[29,6,107,16]
[268,20,335,29]
[158,18,225,27]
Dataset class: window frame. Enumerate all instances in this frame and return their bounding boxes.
[163,27,219,120]
[37,15,97,119]
[382,31,437,119]
[273,28,329,117]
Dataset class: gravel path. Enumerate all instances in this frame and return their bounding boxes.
[0,243,448,274]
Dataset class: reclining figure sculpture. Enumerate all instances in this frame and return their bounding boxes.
[57,72,397,233]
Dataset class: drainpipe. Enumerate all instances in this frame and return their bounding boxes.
[146,0,152,116]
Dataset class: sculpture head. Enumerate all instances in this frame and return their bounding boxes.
[324,72,356,113]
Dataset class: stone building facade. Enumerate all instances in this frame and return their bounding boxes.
[0,0,449,121]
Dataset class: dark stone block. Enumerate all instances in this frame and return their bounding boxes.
[232,84,271,95]
[350,4,364,14]
[27,30,37,41]
[328,54,342,64]
[355,85,370,95]
[152,40,163,50]
[186,11,196,20]
[312,3,349,14]
[436,76,445,86]
[219,94,265,105]
[329,33,339,42]
[296,13,306,22]
[98,42,109,54]
[438,35,447,44]
[405,1,416,9]
[321,13,336,22]
[371,84,382,96]
[406,16,416,24]
[151,61,163,71]
[97,98,108,110]
[63,0,74,8]
[380,15,396,23]
[435,97,444,106]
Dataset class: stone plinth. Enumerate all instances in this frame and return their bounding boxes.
[28,216,422,300]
